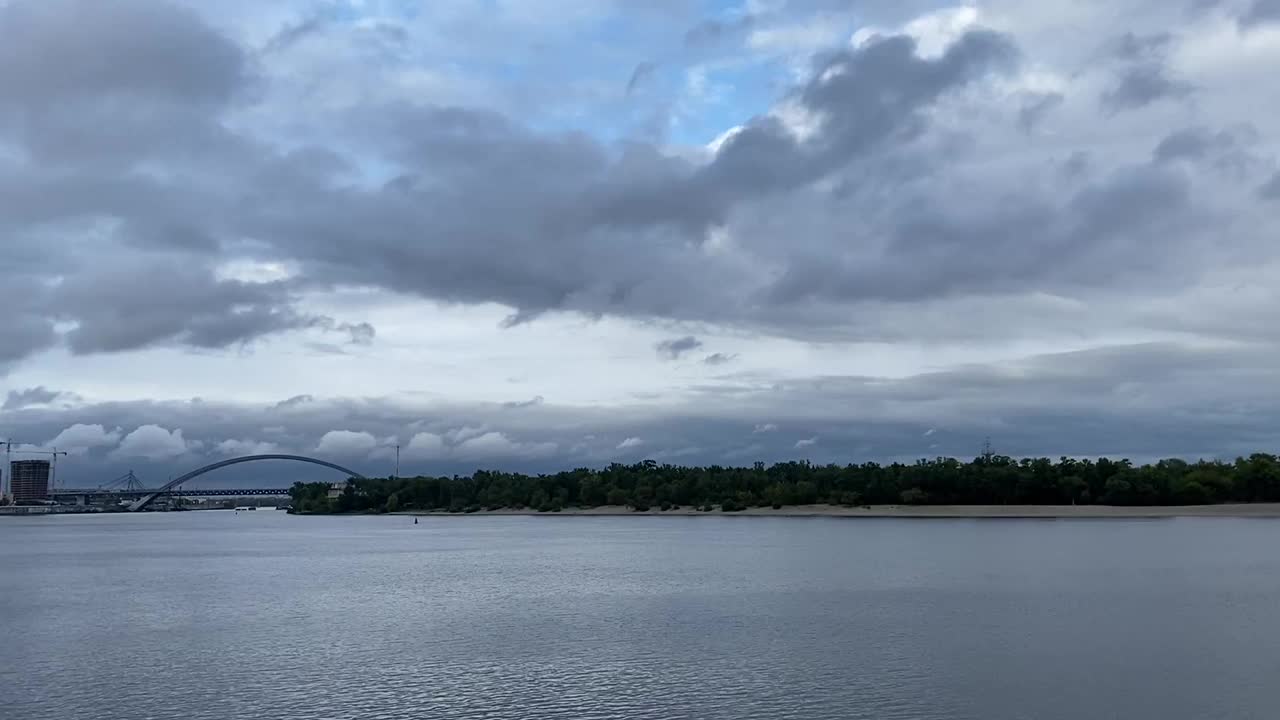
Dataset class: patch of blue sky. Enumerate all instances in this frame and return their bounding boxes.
[667,60,790,147]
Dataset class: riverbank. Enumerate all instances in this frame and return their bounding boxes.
[393,503,1280,518]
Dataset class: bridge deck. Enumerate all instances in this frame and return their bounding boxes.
[52,488,292,498]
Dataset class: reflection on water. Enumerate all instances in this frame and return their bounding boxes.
[2,512,1278,720]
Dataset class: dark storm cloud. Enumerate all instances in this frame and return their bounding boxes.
[1018,92,1063,132]
[1153,125,1261,178]
[1,0,1277,381]
[0,0,244,105]
[1099,33,1192,113]
[656,336,704,360]
[1240,0,1280,27]
[3,387,64,410]
[137,26,1015,343]
[0,0,248,167]
[1,314,58,366]
[0,11,1023,370]
[706,30,1019,196]
[626,61,658,94]
[1110,31,1174,61]
[275,395,315,410]
[1060,151,1092,180]
[263,16,325,54]
[1259,173,1280,200]
[761,157,1197,308]
[51,261,352,355]
[1154,127,1233,162]
[1101,66,1193,112]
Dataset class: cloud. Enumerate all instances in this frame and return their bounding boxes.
[794,438,818,449]
[315,430,378,456]
[47,423,122,455]
[684,15,753,49]
[626,61,658,95]
[1017,92,1063,132]
[1240,0,1280,28]
[403,431,447,460]
[3,0,1280,490]
[0,17,1023,372]
[398,429,556,463]
[5,338,1280,487]
[275,395,315,409]
[0,313,58,368]
[1259,173,1280,200]
[1153,126,1240,164]
[54,260,366,356]
[263,16,325,54]
[703,352,737,366]
[3,386,62,410]
[616,437,645,450]
[753,423,779,433]
[1100,33,1192,113]
[454,432,557,461]
[110,425,193,460]
[0,0,247,167]
[502,396,545,409]
[215,439,281,456]
[656,336,704,360]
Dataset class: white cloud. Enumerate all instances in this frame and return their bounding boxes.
[616,437,645,450]
[923,428,937,437]
[315,430,378,456]
[215,438,281,456]
[794,438,818,449]
[851,5,980,58]
[403,431,447,460]
[46,424,122,455]
[902,6,981,58]
[110,426,194,461]
[453,432,556,460]
[750,13,847,54]
[706,125,744,154]
[753,423,779,434]
[445,426,489,444]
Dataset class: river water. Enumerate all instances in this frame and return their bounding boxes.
[1,512,1277,720]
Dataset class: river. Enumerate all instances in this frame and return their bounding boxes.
[1,512,1277,719]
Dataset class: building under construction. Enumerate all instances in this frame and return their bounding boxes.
[10,460,51,504]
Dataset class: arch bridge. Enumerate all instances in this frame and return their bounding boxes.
[128,454,365,511]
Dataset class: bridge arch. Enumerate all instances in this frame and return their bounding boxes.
[128,454,365,511]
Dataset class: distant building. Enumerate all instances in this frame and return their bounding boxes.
[10,460,51,504]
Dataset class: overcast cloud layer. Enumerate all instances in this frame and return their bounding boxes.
[3,0,1280,487]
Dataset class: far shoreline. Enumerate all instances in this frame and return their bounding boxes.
[382,503,1280,519]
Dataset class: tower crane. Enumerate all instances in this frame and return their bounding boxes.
[4,443,69,493]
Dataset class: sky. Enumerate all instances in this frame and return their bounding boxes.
[3,0,1280,488]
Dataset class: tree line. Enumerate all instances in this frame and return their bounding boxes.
[288,453,1280,514]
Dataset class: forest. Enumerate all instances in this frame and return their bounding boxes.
[288,453,1280,514]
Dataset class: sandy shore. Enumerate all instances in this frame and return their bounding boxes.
[399,503,1280,519]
